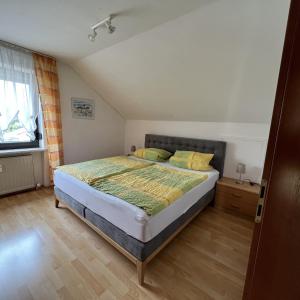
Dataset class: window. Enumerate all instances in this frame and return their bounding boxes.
[0,45,40,150]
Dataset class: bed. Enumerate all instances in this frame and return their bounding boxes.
[54,134,226,285]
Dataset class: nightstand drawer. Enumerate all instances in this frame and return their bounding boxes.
[216,186,258,217]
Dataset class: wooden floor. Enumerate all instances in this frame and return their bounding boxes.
[0,188,253,300]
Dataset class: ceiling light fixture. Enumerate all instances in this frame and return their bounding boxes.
[88,15,116,42]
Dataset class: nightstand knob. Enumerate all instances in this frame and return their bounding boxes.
[231,193,242,198]
[230,204,240,209]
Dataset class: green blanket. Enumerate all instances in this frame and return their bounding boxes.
[91,164,208,216]
[57,156,153,184]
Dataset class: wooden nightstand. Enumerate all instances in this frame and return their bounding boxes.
[215,177,260,219]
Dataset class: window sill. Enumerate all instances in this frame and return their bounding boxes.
[0,147,47,157]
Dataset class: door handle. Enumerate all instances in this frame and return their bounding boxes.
[255,179,267,223]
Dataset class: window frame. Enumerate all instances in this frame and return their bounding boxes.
[0,52,41,151]
[0,117,40,150]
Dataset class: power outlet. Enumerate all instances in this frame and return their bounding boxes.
[0,164,3,173]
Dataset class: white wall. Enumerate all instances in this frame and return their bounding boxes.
[125,120,270,183]
[58,62,125,164]
[57,61,271,184]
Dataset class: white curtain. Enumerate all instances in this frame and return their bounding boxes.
[0,45,39,142]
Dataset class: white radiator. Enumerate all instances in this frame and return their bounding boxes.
[0,154,36,196]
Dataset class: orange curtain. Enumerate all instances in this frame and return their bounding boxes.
[33,54,64,183]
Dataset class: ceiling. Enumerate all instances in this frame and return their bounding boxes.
[73,0,290,122]
[0,0,210,61]
[0,0,290,122]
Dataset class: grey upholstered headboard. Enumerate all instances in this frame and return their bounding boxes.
[145,134,226,177]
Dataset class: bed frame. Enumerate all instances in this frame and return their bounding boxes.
[54,134,226,285]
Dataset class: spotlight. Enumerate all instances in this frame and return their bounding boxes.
[88,15,116,42]
[88,30,97,42]
[105,20,116,34]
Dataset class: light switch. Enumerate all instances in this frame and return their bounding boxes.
[0,164,3,173]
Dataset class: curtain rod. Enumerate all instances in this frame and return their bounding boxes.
[0,40,55,60]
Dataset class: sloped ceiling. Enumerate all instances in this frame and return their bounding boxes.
[73,0,290,122]
[0,0,290,122]
[0,0,210,61]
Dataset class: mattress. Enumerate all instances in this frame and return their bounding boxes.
[54,158,219,242]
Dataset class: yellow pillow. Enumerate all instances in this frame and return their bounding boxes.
[134,148,172,162]
[169,150,214,171]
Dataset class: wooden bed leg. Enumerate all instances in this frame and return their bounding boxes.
[55,198,59,208]
[137,260,145,286]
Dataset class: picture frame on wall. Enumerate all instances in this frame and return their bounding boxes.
[71,98,95,120]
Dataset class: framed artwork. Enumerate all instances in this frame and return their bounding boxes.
[71,98,95,120]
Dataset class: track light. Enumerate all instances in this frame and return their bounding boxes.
[88,15,116,42]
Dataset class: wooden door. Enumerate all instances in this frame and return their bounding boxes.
[243,1,300,299]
